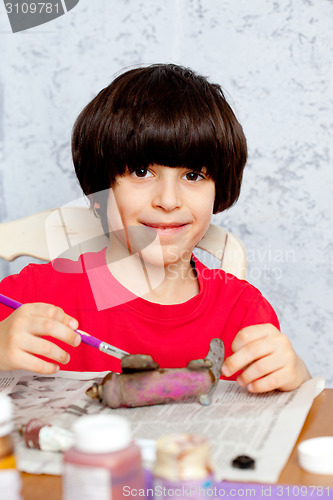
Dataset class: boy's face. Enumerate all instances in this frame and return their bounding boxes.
[106,164,215,267]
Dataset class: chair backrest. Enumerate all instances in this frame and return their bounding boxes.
[0,207,247,279]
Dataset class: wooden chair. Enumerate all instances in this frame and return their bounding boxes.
[0,207,247,279]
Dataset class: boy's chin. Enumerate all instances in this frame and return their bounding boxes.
[140,246,190,269]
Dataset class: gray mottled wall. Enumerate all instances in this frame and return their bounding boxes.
[0,0,332,385]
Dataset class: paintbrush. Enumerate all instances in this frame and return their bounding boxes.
[0,292,129,359]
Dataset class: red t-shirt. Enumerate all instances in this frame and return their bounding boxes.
[0,249,279,378]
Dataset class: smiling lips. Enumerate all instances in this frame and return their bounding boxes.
[141,221,190,235]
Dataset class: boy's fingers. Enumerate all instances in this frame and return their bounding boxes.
[248,361,310,393]
[3,346,60,374]
[20,303,79,331]
[231,323,279,352]
[19,334,71,365]
[246,368,289,393]
[16,315,80,347]
[222,337,276,377]
[236,353,285,387]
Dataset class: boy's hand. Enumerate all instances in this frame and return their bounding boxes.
[221,324,311,393]
[0,303,81,374]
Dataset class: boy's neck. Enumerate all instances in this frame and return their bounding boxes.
[105,240,199,305]
[141,260,199,304]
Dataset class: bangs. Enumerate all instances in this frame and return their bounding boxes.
[98,65,233,181]
[110,86,220,177]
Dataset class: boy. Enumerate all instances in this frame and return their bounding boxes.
[0,64,310,392]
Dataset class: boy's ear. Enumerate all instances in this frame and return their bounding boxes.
[93,201,101,218]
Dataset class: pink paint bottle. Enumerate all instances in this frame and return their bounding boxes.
[63,415,144,499]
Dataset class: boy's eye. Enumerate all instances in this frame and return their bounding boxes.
[183,171,205,182]
[130,168,152,178]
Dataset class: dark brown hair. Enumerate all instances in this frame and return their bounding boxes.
[72,64,247,231]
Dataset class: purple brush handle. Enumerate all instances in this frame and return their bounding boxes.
[0,293,22,310]
[76,330,102,349]
[0,293,128,359]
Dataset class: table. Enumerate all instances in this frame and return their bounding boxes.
[20,389,333,499]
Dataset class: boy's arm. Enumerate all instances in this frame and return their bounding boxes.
[0,303,81,374]
[221,323,311,393]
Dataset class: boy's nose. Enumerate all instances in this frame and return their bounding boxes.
[152,178,181,211]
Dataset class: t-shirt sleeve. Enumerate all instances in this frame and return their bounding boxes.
[0,265,38,321]
[241,292,280,331]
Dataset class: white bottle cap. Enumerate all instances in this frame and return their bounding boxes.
[0,395,14,436]
[1,470,22,500]
[72,415,131,453]
[298,437,333,475]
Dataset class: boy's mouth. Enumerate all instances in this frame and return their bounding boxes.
[141,221,190,234]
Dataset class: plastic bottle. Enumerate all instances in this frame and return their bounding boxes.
[153,434,214,499]
[0,395,22,500]
[63,414,144,500]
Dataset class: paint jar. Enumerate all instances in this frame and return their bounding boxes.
[21,419,74,452]
[63,415,144,499]
[153,434,214,499]
[0,395,22,500]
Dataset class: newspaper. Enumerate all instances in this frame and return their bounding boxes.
[1,370,324,483]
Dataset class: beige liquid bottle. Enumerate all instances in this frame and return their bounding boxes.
[153,434,214,499]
